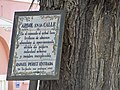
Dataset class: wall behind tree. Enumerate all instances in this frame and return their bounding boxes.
[0,0,39,20]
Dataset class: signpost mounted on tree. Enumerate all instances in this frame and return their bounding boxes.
[7,10,65,81]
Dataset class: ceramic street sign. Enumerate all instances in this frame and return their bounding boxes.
[7,10,65,80]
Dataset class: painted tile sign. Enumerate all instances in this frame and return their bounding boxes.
[7,10,65,80]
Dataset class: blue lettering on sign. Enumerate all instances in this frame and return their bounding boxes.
[16,81,20,88]
[21,23,33,28]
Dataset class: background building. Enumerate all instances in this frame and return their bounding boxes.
[0,0,39,90]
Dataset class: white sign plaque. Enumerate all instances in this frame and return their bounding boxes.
[7,10,65,80]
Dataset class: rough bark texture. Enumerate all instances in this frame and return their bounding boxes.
[31,0,120,90]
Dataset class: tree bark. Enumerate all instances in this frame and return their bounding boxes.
[31,0,120,90]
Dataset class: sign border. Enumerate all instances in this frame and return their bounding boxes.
[7,10,65,80]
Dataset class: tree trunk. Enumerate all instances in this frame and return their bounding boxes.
[33,0,120,90]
